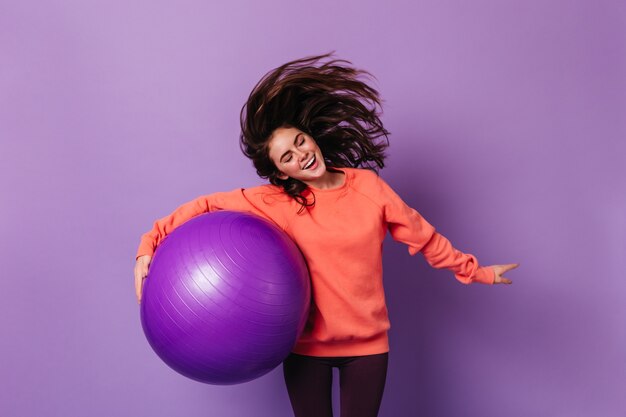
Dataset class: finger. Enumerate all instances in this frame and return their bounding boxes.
[492,264,519,276]
[135,270,144,303]
[135,275,140,302]
[505,263,520,272]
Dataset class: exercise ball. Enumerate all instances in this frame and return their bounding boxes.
[140,210,311,385]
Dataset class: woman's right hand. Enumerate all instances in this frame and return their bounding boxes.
[134,255,152,304]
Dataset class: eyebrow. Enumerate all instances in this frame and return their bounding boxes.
[279,133,302,162]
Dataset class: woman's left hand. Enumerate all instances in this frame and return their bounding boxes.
[490,263,519,284]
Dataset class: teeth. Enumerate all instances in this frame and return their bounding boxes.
[303,155,315,169]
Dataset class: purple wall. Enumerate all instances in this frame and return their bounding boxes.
[1,1,624,416]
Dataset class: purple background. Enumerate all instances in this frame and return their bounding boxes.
[1,1,624,416]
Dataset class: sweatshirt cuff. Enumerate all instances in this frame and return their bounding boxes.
[135,240,155,261]
[473,266,495,285]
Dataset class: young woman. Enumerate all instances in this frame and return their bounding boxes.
[134,52,518,417]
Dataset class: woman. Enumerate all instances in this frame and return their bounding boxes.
[134,52,518,417]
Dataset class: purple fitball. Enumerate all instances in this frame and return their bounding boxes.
[140,211,311,385]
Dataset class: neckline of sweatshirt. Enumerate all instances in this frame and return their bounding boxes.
[303,167,352,194]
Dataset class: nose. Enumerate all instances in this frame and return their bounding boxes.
[296,149,308,162]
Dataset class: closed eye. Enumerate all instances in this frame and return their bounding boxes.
[280,133,306,163]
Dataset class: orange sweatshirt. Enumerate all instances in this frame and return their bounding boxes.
[136,167,494,357]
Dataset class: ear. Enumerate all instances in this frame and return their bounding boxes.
[276,171,289,180]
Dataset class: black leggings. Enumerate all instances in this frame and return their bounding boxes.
[282,352,389,417]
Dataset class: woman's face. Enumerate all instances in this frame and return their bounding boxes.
[267,126,327,183]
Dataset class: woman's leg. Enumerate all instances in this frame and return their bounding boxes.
[283,353,334,417]
[338,353,389,417]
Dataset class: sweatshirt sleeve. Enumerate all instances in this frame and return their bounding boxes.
[377,175,494,285]
[135,186,287,261]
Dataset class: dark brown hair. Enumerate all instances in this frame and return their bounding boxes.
[239,51,390,211]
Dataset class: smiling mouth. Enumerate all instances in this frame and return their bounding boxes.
[303,155,316,170]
